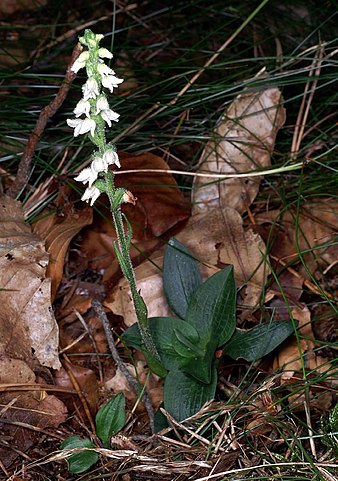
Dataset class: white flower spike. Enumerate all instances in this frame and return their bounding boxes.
[68,29,124,206]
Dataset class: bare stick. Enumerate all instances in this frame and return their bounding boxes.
[92,299,155,434]
[8,42,83,198]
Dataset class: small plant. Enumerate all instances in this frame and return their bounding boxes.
[61,393,126,474]
[123,238,295,422]
[61,28,295,463]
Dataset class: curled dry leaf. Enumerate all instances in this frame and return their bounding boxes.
[0,196,60,369]
[33,187,93,301]
[176,86,285,310]
[193,87,286,215]
[77,152,190,285]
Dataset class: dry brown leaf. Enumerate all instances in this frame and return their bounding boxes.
[0,392,67,468]
[0,196,60,369]
[274,306,313,380]
[106,87,285,320]
[77,152,190,288]
[105,249,172,327]
[274,306,335,381]
[193,87,286,215]
[0,0,47,17]
[105,361,163,411]
[0,358,36,384]
[33,188,93,301]
[177,208,270,311]
[54,364,99,414]
[255,199,338,274]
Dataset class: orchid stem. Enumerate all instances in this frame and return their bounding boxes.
[105,176,160,362]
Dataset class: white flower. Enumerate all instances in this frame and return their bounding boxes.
[95,95,110,113]
[67,117,96,137]
[71,51,90,73]
[103,149,121,168]
[73,99,91,117]
[97,62,115,76]
[98,47,113,59]
[81,185,101,205]
[74,167,96,186]
[101,109,120,126]
[87,33,104,48]
[91,156,107,173]
[101,74,124,93]
[82,77,99,101]
[95,95,120,126]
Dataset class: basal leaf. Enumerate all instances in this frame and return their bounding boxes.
[163,366,217,421]
[178,343,216,384]
[95,393,126,447]
[122,317,200,373]
[186,266,236,347]
[163,238,202,319]
[224,320,295,361]
[61,435,98,474]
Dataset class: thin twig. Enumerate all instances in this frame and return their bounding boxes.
[62,354,96,434]
[92,299,156,434]
[7,42,83,198]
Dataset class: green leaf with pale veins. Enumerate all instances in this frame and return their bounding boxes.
[163,238,202,319]
[95,393,126,447]
[225,320,295,361]
[61,435,98,474]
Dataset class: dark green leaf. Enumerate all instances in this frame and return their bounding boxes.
[163,238,202,319]
[60,435,98,474]
[163,366,217,421]
[95,393,126,447]
[186,266,236,347]
[122,317,201,373]
[172,328,205,358]
[225,320,295,361]
[177,342,216,384]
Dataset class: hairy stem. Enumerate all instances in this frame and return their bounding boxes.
[105,176,160,362]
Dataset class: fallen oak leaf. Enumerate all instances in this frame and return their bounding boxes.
[78,151,190,284]
[176,85,285,311]
[177,207,270,311]
[0,195,60,369]
[33,186,93,301]
[193,87,286,215]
